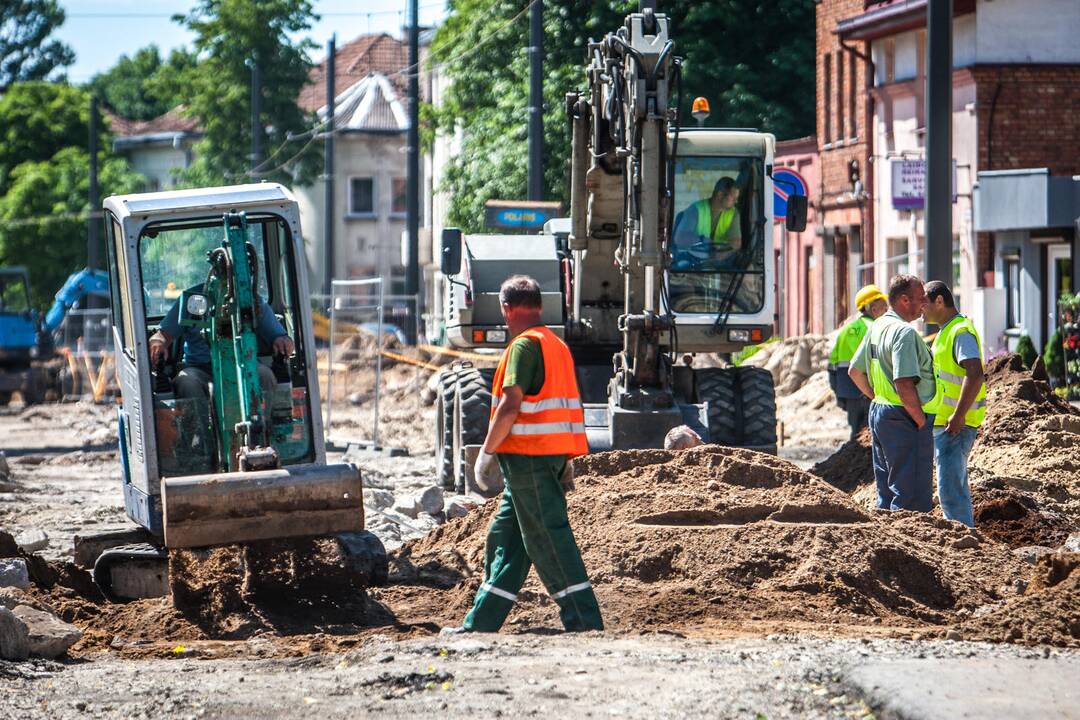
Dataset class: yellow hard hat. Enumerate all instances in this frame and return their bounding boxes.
[855,284,887,310]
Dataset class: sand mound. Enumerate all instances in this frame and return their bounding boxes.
[811,427,873,493]
[954,552,1080,647]
[398,445,1025,634]
[971,485,1076,549]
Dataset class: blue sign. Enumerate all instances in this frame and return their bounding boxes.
[772,167,808,221]
[483,201,563,231]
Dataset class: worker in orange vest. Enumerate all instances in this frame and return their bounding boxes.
[443,275,603,634]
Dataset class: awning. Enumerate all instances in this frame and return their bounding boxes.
[974,169,1080,232]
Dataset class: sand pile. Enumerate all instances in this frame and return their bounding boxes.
[971,482,1076,549]
[811,428,873,493]
[953,552,1080,647]
[741,334,833,394]
[396,445,1026,634]
[969,354,1080,523]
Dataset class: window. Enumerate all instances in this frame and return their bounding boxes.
[348,177,375,216]
[848,51,858,141]
[1004,255,1021,329]
[391,177,407,216]
[836,50,845,141]
[888,237,909,279]
[823,53,832,144]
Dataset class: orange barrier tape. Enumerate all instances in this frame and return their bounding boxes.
[380,350,441,372]
[416,343,499,363]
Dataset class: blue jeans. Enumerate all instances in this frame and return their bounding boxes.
[933,426,977,527]
[869,403,934,512]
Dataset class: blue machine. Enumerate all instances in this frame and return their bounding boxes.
[44,267,110,333]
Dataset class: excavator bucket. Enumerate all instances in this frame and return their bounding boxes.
[161,463,365,548]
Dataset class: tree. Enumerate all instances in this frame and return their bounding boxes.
[429,0,814,232]
[87,46,197,121]
[172,0,322,187]
[0,82,107,195]
[0,147,145,307]
[0,0,74,91]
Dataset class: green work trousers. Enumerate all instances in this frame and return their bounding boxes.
[463,453,604,632]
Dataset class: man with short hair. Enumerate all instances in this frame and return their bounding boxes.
[673,176,743,263]
[829,284,889,439]
[446,275,603,634]
[923,281,985,527]
[849,275,937,512]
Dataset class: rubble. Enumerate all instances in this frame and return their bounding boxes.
[741,333,833,395]
[0,606,29,660]
[417,486,445,515]
[12,605,82,659]
[0,558,30,589]
[14,528,49,554]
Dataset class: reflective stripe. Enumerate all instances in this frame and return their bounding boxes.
[510,421,587,436]
[938,369,965,385]
[492,397,583,413]
[551,581,592,600]
[480,582,516,602]
[942,396,987,409]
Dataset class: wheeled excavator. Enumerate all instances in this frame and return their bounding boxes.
[77,184,386,601]
[434,4,807,490]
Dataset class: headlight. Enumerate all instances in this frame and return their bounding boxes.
[485,330,507,343]
[727,329,751,343]
[186,293,209,318]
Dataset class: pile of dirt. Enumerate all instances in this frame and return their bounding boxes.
[971,484,1076,549]
[969,353,1080,522]
[396,445,1027,636]
[810,427,873,493]
[953,552,1080,647]
[741,334,833,395]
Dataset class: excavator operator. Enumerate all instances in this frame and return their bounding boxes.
[672,176,743,270]
[147,284,294,423]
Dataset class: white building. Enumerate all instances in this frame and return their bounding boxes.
[108,107,200,191]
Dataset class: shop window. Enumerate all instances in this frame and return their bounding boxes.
[1004,255,1021,329]
[348,177,375,216]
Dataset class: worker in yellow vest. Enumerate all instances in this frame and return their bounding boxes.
[922,281,986,527]
[829,284,888,439]
[672,176,743,268]
[445,275,602,635]
[849,275,937,512]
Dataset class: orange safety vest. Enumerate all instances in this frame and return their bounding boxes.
[490,326,589,457]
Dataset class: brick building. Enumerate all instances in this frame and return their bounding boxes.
[815,0,1080,350]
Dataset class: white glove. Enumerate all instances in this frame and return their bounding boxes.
[474,451,501,493]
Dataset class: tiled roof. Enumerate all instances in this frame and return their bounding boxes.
[299,33,408,113]
[105,105,201,138]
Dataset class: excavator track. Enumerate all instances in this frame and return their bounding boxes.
[93,543,169,603]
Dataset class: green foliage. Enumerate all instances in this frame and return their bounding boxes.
[1015,334,1037,369]
[429,0,814,231]
[733,336,779,366]
[0,82,107,195]
[0,0,74,91]
[87,45,197,121]
[172,0,322,187]
[0,147,145,307]
[1043,328,1065,386]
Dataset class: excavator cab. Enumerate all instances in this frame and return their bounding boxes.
[87,184,385,601]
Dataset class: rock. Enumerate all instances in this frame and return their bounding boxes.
[0,558,30,589]
[363,488,395,511]
[1063,533,1080,553]
[0,587,34,610]
[85,427,115,446]
[1014,545,1055,565]
[12,605,82,659]
[945,629,963,641]
[0,606,29,660]
[445,498,477,519]
[951,535,980,550]
[391,495,420,519]
[0,451,9,478]
[14,528,48,553]
[418,486,445,515]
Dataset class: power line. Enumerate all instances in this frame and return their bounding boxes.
[67,4,446,19]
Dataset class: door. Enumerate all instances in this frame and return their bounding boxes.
[1047,244,1072,333]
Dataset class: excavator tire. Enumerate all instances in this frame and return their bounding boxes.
[453,366,495,493]
[434,368,459,489]
[737,366,777,453]
[696,367,740,446]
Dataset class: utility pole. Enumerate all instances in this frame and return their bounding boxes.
[925,0,953,284]
[323,35,336,298]
[527,0,543,200]
[250,56,263,173]
[87,95,100,270]
[405,0,420,343]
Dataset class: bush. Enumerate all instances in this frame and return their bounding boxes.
[1043,328,1065,386]
[1015,335,1038,369]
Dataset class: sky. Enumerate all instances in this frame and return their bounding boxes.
[57,0,449,83]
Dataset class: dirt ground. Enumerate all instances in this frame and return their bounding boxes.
[2,350,1079,716]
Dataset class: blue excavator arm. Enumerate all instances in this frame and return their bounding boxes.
[44,268,110,332]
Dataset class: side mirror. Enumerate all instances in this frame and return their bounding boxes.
[441,228,462,276]
[785,195,808,233]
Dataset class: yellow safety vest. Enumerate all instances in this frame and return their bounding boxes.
[693,199,736,249]
[829,315,871,370]
[928,314,987,427]
[868,314,936,411]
